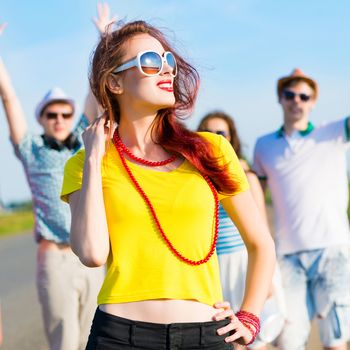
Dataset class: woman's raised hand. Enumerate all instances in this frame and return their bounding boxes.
[92,2,118,35]
[82,113,109,161]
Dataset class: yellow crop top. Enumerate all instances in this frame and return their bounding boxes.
[61,132,249,306]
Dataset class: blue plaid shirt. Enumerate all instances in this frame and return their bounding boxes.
[13,114,89,244]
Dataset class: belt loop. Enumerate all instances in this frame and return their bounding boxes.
[200,325,205,346]
[130,324,136,346]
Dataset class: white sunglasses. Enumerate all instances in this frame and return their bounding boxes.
[113,50,177,77]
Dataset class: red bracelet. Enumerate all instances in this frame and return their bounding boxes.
[235,310,260,346]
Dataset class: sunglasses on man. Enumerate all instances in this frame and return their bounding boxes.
[113,50,177,77]
[44,112,74,120]
[282,90,311,102]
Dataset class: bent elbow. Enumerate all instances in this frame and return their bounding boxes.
[79,254,107,268]
[70,243,108,267]
[247,234,276,258]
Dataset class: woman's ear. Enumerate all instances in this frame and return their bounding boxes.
[107,74,124,95]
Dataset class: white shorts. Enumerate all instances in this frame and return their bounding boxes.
[218,248,286,349]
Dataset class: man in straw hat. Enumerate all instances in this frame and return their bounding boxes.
[252,69,350,350]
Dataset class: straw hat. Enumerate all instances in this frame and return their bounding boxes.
[277,68,318,99]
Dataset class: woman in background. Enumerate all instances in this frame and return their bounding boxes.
[198,111,286,350]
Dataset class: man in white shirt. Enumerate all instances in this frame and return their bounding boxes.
[253,68,350,350]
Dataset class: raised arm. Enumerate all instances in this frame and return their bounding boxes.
[0,24,28,144]
[82,87,100,124]
[83,3,118,123]
[68,116,109,267]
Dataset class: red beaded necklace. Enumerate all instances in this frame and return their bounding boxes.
[113,129,219,266]
[114,129,177,166]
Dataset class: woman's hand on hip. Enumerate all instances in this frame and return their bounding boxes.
[213,301,254,346]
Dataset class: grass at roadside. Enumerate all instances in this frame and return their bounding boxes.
[0,210,34,236]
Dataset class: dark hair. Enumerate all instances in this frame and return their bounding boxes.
[89,21,238,194]
[197,111,242,159]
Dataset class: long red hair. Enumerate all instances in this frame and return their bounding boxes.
[89,21,238,194]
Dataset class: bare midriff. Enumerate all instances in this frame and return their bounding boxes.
[99,299,222,323]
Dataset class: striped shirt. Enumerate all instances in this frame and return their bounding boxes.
[216,204,245,255]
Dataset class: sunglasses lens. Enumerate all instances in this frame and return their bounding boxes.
[300,94,310,102]
[140,52,162,75]
[216,131,227,137]
[46,112,57,120]
[283,91,295,100]
[165,52,177,77]
[283,90,311,102]
[45,112,73,120]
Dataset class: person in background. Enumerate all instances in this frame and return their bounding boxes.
[61,20,276,349]
[198,111,286,350]
[0,5,115,349]
[253,68,350,350]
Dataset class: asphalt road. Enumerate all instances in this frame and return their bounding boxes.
[0,232,349,350]
[0,232,47,350]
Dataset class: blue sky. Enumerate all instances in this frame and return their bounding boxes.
[1,0,350,203]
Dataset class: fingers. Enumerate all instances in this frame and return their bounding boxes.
[213,301,235,321]
[84,116,107,143]
[217,316,239,335]
[224,329,246,344]
[213,301,231,310]
[97,2,104,17]
[96,3,108,21]
[88,114,107,128]
[213,307,235,321]
[93,2,117,35]
[213,301,253,346]
[98,2,109,18]
[216,318,253,345]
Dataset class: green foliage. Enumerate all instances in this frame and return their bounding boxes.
[265,188,272,205]
[6,200,33,211]
[0,210,34,236]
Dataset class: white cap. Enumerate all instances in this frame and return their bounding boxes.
[35,87,75,120]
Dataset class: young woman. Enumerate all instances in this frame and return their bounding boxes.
[198,112,286,349]
[61,21,275,349]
